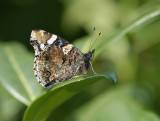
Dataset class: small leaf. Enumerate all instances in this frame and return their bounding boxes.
[23,71,117,121]
[0,42,43,106]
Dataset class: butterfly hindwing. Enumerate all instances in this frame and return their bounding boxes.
[30,30,89,87]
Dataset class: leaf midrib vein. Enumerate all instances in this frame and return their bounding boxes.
[4,46,35,102]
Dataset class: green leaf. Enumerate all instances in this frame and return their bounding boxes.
[0,42,43,106]
[72,5,160,60]
[95,6,160,58]
[0,85,24,121]
[23,71,117,121]
[61,0,118,36]
[63,84,160,121]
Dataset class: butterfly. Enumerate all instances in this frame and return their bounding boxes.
[30,29,96,88]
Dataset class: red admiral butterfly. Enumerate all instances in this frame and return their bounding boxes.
[30,29,96,88]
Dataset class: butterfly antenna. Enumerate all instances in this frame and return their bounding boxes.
[90,32,101,50]
[88,28,101,75]
[89,27,96,52]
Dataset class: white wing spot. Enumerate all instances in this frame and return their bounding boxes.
[40,44,45,50]
[62,44,73,55]
[47,35,57,44]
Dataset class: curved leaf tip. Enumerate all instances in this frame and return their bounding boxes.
[100,70,117,83]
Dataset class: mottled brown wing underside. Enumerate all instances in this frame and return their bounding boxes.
[30,29,94,88]
[37,45,87,87]
[31,29,88,87]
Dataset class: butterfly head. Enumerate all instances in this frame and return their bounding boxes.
[84,49,95,70]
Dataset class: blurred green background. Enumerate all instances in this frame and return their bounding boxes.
[0,0,160,121]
